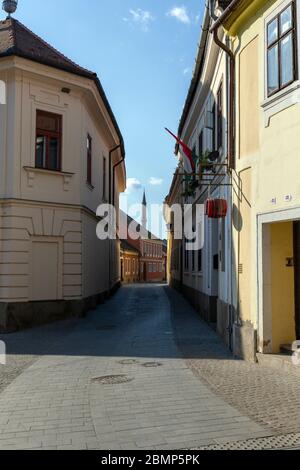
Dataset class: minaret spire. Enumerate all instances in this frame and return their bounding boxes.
[141,189,147,228]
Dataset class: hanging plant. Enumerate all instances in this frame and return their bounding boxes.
[196,150,215,173]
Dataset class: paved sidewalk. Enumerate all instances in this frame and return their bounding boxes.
[0,284,269,450]
[167,287,300,436]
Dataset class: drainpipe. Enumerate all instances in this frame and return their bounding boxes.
[210,22,235,169]
[210,1,240,349]
[109,145,121,206]
[112,152,125,208]
[108,145,122,292]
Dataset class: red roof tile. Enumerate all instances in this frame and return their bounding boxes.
[0,18,94,78]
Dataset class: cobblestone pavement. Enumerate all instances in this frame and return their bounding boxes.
[0,284,271,450]
[0,319,78,395]
[166,287,300,437]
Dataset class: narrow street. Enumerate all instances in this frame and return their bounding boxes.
[0,285,300,450]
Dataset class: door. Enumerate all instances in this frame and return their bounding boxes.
[31,238,62,301]
[293,221,300,339]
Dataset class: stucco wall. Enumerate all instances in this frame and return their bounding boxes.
[0,200,82,302]
[0,56,125,318]
[232,0,300,354]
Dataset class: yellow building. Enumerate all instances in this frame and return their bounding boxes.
[218,0,300,359]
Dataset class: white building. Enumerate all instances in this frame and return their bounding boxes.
[0,17,126,331]
[166,2,234,348]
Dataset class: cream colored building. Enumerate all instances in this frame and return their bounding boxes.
[218,0,300,361]
[166,2,233,339]
[0,18,126,331]
[167,0,300,363]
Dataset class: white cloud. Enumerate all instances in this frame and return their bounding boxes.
[149,177,163,186]
[183,67,191,76]
[167,6,190,25]
[123,9,154,32]
[125,177,142,193]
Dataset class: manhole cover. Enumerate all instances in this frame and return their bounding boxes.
[91,375,133,385]
[142,362,163,368]
[118,359,139,365]
[96,325,116,331]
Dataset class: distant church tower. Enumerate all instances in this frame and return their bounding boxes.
[141,190,147,228]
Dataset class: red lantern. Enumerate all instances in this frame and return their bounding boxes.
[205,199,228,218]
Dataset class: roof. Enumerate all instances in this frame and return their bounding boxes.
[120,239,140,255]
[177,1,232,139]
[120,210,163,242]
[0,18,125,157]
[177,6,211,138]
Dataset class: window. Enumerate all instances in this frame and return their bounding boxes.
[192,250,195,272]
[198,249,202,272]
[36,110,62,171]
[211,102,216,151]
[217,84,223,149]
[184,243,189,271]
[87,134,92,185]
[198,131,203,157]
[267,2,297,96]
[102,156,107,200]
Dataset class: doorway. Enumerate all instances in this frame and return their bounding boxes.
[293,221,300,340]
[259,220,296,353]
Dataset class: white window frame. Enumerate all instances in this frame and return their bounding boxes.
[262,0,300,126]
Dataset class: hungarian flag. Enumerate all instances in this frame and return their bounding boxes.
[165,128,195,174]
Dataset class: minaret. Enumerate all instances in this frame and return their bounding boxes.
[141,190,147,228]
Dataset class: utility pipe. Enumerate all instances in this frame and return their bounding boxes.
[108,144,123,292]
[210,19,235,169]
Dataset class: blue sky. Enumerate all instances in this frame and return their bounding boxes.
[10,0,204,237]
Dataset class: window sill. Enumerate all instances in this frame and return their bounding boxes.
[24,166,74,177]
[261,80,300,127]
[23,166,74,191]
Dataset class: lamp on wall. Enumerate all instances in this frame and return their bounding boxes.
[2,0,18,17]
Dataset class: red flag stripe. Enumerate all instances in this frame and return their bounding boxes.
[165,128,195,171]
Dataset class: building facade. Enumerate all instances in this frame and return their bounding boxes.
[120,240,140,284]
[221,0,300,359]
[0,18,126,331]
[120,197,165,284]
[167,0,300,362]
[166,1,233,339]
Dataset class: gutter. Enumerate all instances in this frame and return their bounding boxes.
[210,0,241,31]
[112,152,126,208]
[108,145,123,291]
[178,4,211,138]
[210,2,238,169]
